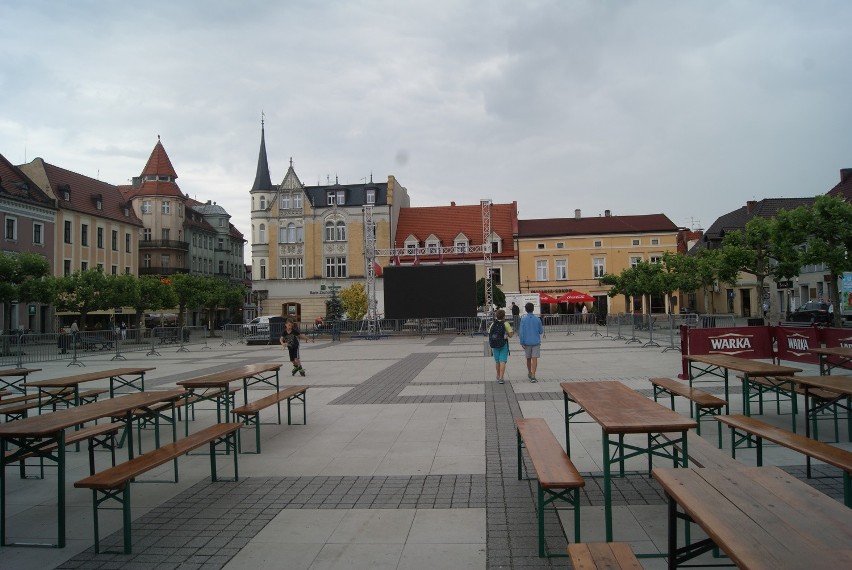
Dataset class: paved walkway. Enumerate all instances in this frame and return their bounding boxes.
[0,327,847,569]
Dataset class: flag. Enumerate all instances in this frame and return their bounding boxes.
[439,248,444,265]
[413,250,420,266]
[393,251,401,266]
[373,261,383,277]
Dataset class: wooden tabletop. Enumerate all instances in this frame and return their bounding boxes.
[808,346,852,357]
[561,381,697,434]
[652,466,852,569]
[789,375,852,396]
[0,389,184,437]
[176,363,282,389]
[22,367,156,388]
[685,354,801,376]
[0,368,42,377]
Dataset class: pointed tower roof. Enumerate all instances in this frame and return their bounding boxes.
[280,157,303,190]
[142,136,178,179]
[251,122,273,191]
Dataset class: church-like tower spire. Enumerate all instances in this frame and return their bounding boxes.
[251,115,273,191]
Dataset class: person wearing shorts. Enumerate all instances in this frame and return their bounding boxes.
[518,302,543,382]
[280,318,314,376]
[491,309,513,384]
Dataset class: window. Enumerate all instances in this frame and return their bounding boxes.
[259,259,266,279]
[81,261,88,271]
[651,238,660,246]
[593,258,605,278]
[491,267,502,285]
[288,223,299,243]
[63,260,71,276]
[64,220,72,244]
[594,240,602,248]
[259,196,266,209]
[161,228,170,240]
[454,240,468,253]
[536,260,548,281]
[556,242,565,249]
[326,192,335,206]
[335,221,346,241]
[630,256,642,267]
[280,194,290,209]
[325,221,335,241]
[632,239,640,246]
[336,190,345,205]
[125,233,131,253]
[325,256,347,278]
[427,241,439,254]
[0,215,17,244]
[97,228,104,249]
[537,243,545,249]
[143,228,151,241]
[143,254,151,268]
[96,199,103,210]
[33,223,43,245]
[161,255,170,269]
[555,259,567,280]
[81,224,88,246]
[258,224,265,243]
[292,193,302,208]
[141,200,152,214]
[650,255,663,264]
[217,238,224,250]
[406,242,417,254]
[218,260,224,274]
[111,265,117,275]
[96,263,103,272]
[218,218,224,227]
[111,230,118,251]
[491,239,500,253]
[366,189,375,204]
[281,258,303,279]
[161,201,171,214]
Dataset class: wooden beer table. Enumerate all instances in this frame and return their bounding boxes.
[808,346,852,376]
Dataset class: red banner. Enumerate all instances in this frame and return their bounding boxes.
[773,326,819,364]
[819,328,852,348]
[685,326,774,358]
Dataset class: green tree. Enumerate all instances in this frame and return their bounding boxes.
[52,268,110,330]
[476,278,506,310]
[792,195,852,326]
[0,253,52,353]
[170,273,207,328]
[325,286,344,320]
[134,276,178,334]
[198,277,245,335]
[339,282,368,321]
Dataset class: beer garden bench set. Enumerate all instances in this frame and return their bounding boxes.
[0,363,309,554]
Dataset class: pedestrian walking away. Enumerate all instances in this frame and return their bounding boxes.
[518,302,543,382]
[280,318,314,376]
[511,301,520,330]
[489,309,513,384]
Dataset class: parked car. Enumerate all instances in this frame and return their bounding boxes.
[787,301,833,325]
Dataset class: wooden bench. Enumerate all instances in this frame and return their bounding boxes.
[743,375,846,439]
[0,388,108,421]
[74,422,241,554]
[231,386,308,453]
[651,377,727,446]
[516,417,585,558]
[716,414,852,507]
[567,542,641,569]
[5,422,120,479]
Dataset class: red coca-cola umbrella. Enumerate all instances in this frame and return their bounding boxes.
[538,292,560,304]
[557,291,594,303]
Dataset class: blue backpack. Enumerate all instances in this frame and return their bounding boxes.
[488,320,507,348]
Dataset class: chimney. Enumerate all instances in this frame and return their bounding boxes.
[604,209,611,217]
[574,209,581,219]
[841,168,852,183]
[746,200,757,213]
[451,201,456,206]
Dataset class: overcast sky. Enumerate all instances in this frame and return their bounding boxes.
[2,0,850,253]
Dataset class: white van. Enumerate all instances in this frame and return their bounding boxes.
[243,316,273,336]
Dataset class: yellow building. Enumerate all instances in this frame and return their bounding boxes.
[516,209,681,315]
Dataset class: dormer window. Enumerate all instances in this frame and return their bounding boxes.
[327,192,335,206]
[96,199,103,210]
[366,189,376,204]
[58,183,71,201]
[336,190,345,205]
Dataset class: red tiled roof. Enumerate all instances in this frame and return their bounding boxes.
[394,202,518,259]
[27,158,142,226]
[0,153,55,208]
[142,139,178,179]
[518,214,678,237]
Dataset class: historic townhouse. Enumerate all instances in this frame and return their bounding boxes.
[186,198,246,283]
[517,210,680,316]
[249,126,409,322]
[0,153,57,332]
[393,201,520,293]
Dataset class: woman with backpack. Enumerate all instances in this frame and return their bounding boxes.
[489,309,514,384]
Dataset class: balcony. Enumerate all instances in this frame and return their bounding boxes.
[139,239,190,251]
[139,267,190,276]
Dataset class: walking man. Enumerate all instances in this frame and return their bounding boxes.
[518,302,543,382]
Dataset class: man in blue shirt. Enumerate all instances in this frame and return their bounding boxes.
[518,302,543,382]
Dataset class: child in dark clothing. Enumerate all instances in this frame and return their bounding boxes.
[279,318,314,376]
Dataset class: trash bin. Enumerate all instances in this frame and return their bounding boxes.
[746,318,765,326]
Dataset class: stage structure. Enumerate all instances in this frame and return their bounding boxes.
[360,200,494,338]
